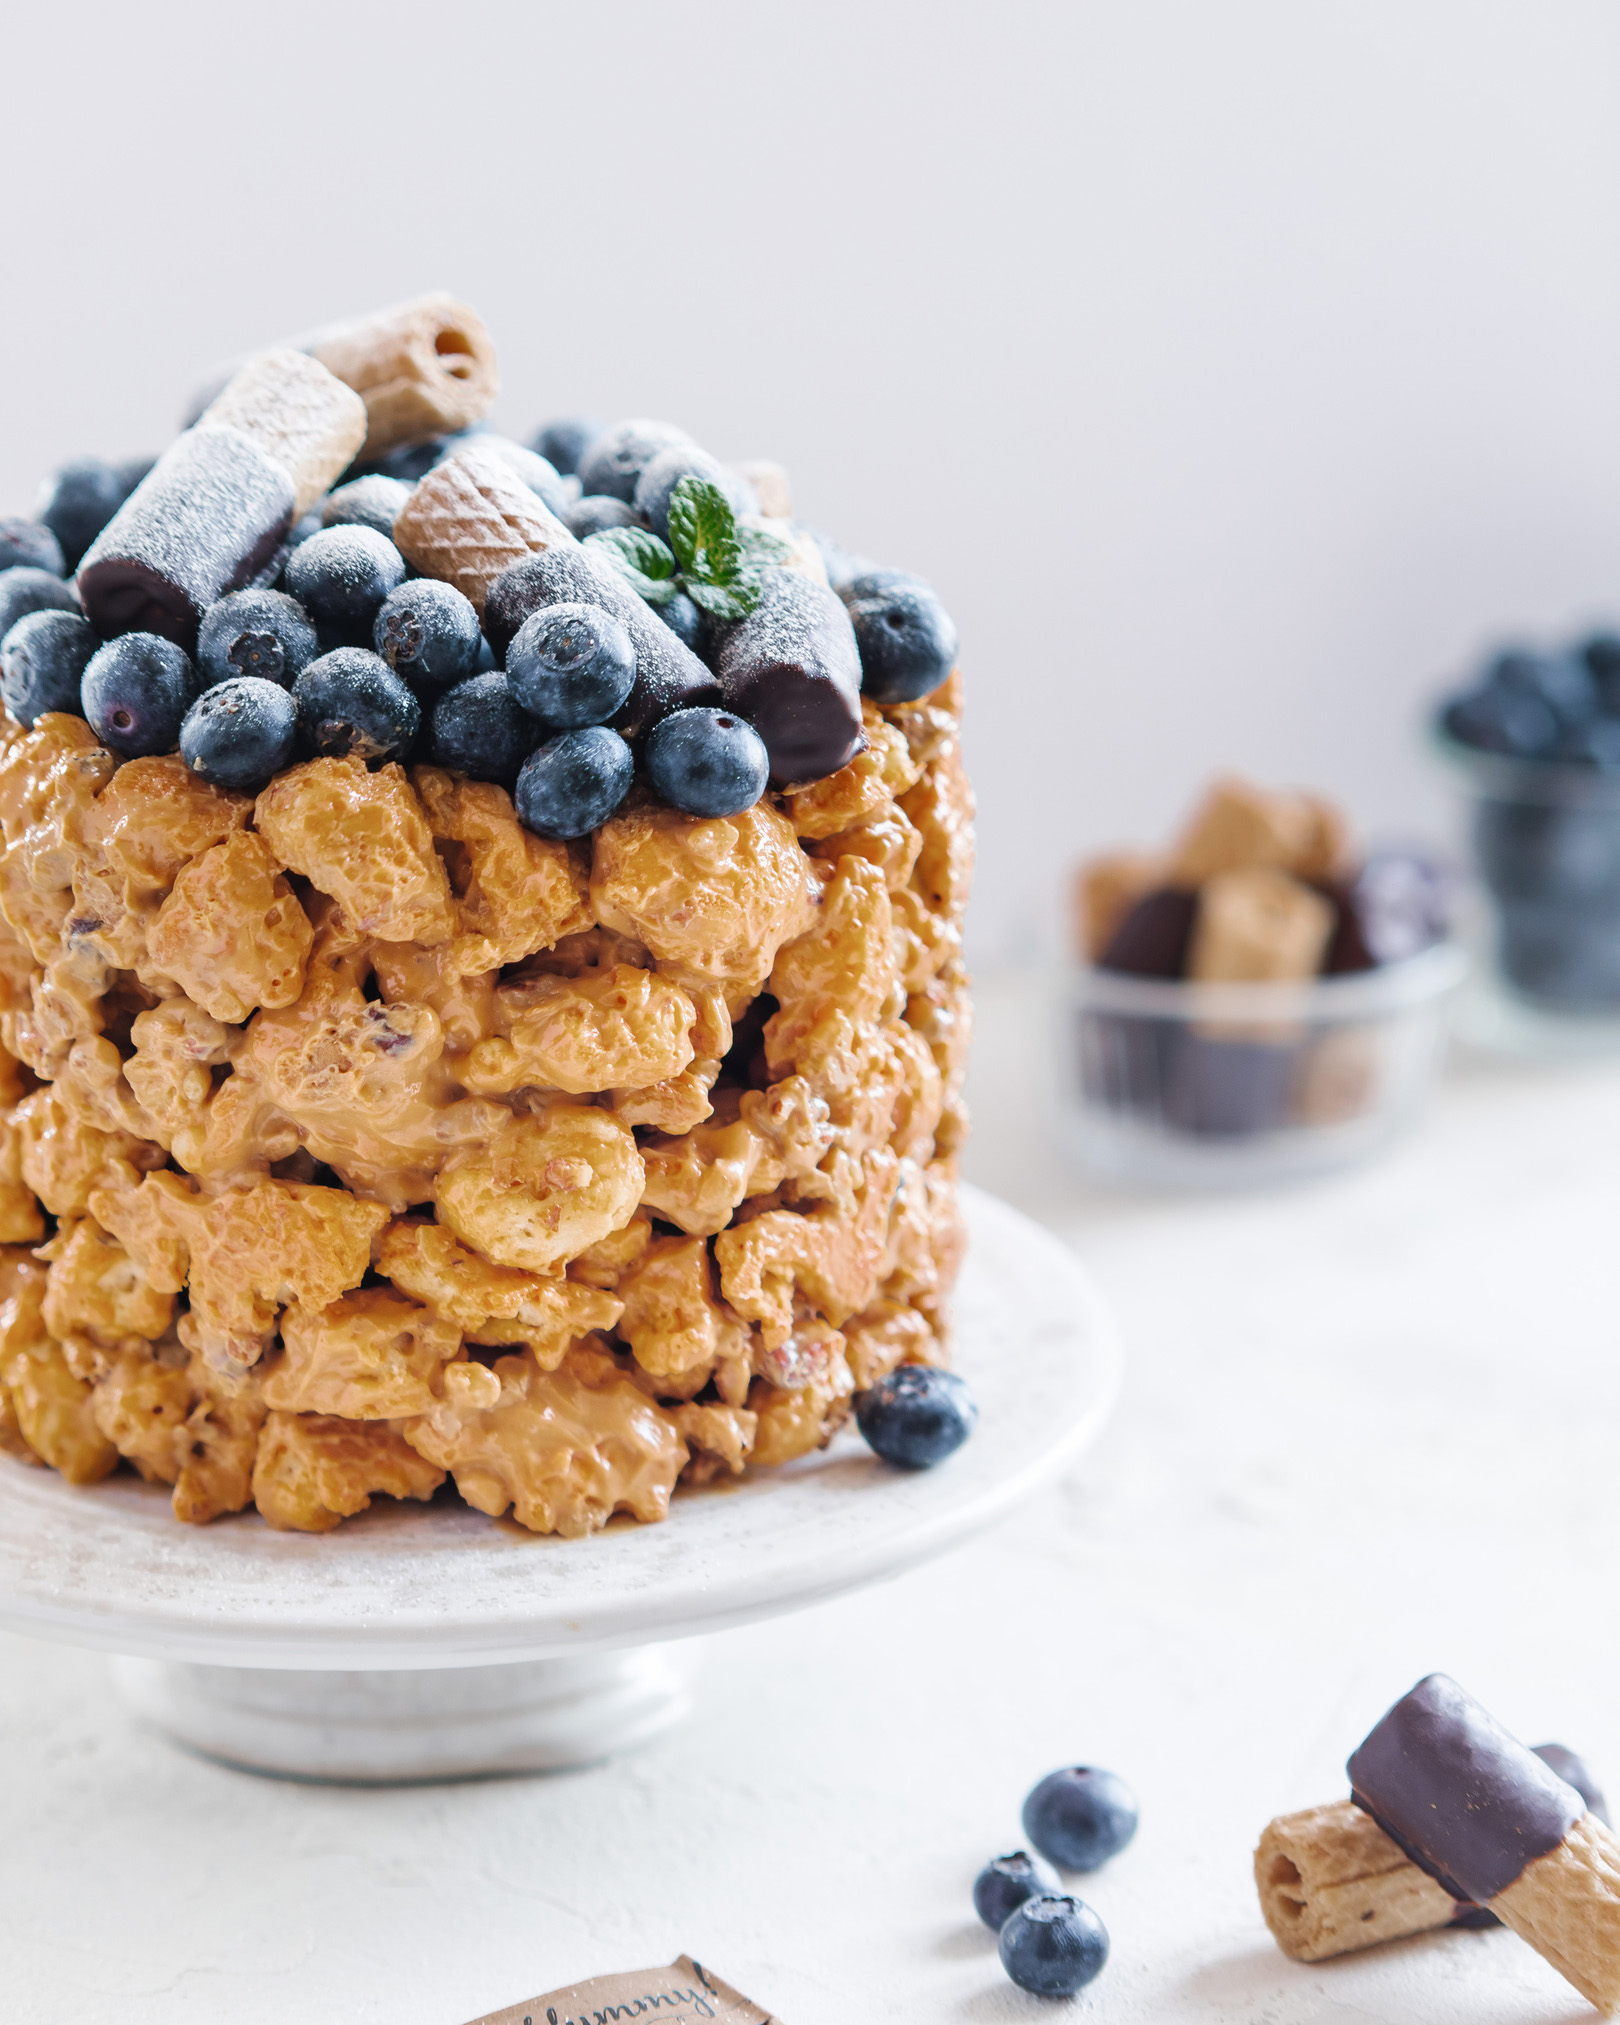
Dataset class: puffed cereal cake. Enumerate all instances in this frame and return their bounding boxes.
[0,296,972,1537]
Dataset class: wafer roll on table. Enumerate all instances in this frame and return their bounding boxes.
[1256,1748,1610,1961]
[77,351,365,647]
[1347,1674,1620,2013]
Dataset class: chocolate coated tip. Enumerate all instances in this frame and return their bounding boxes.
[1347,1674,1585,1905]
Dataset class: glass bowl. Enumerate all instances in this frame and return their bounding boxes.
[1057,943,1465,1188]
[1437,733,1620,1055]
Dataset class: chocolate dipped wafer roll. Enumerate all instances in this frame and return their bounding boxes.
[1349,1674,1620,2013]
[78,353,366,648]
[482,545,718,740]
[712,565,864,785]
[1257,1749,1611,1961]
[392,444,572,615]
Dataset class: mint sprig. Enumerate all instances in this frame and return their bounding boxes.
[584,474,795,622]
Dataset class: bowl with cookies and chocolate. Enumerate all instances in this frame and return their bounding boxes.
[1065,778,1464,1186]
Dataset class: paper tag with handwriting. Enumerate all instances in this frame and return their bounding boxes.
[463,1955,778,2025]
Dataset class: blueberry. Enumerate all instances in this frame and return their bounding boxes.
[658,590,704,650]
[565,494,639,541]
[292,648,419,764]
[808,528,874,594]
[34,458,130,571]
[1580,634,1620,714]
[973,1851,1061,1933]
[633,445,757,540]
[531,418,601,477]
[1441,687,1558,759]
[998,1896,1109,1998]
[514,726,633,839]
[284,527,407,645]
[0,566,79,642]
[374,579,482,692]
[286,509,326,550]
[361,434,472,485]
[322,475,413,538]
[507,602,637,728]
[0,519,65,576]
[844,570,958,704]
[0,610,98,726]
[645,706,769,817]
[1493,648,1595,729]
[577,419,691,504]
[1022,1766,1139,1872]
[197,589,318,691]
[475,633,497,673]
[179,677,297,793]
[81,632,199,758]
[431,673,541,784]
[854,1365,977,1468]
[113,456,155,498]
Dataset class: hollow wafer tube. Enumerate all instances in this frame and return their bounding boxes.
[1348,1674,1620,2014]
[308,293,499,456]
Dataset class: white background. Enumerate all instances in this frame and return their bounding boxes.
[6,2,1620,962]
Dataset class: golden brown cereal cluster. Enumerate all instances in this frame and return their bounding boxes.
[0,675,971,1536]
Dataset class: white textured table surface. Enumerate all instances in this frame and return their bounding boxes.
[6,975,1620,2025]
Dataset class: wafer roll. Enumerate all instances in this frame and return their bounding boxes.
[309,293,498,456]
[1256,1799,1460,1960]
[1170,776,1349,885]
[392,444,573,615]
[200,348,366,515]
[1349,1674,1620,2014]
[713,565,864,785]
[1187,866,1334,984]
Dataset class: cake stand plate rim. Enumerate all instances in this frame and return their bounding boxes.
[0,1184,1119,1669]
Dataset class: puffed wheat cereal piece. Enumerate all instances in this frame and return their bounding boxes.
[42,1215,174,1346]
[715,1146,901,1347]
[254,758,455,945]
[785,708,922,840]
[90,1342,194,1486]
[0,1111,44,1243]
[251,1409,445,1533]
[468,964,697,1097]
[413,766,590,973]
[262,1289,464,1420]
[435,1105,644,1274]
[146,829,313,1022]
[614,1235,751,1389]
[171,1353,265,1524]
[0,1273,117,1484]
[16,1084,163,1217]
[375,1217,622,1366]
[673,1401,757,1483]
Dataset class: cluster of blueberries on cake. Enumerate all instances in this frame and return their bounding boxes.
[1439,630,1620,766]
[0,416,958,833]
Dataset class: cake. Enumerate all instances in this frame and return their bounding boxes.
[0,295,972,1537]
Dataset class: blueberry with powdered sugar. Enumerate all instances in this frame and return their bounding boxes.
[180,677,298,792]
[0,610,99,726]
[35,457,135,570]
[515,725,634,839]
[431,672,540,784]
[322,475,413,538]
[81,632,200,758]
[374,579,482,692]
[197,588,318,691]
[0,566,80,641]
[843,568,958,704]
[531,417,600,477]
[577,419,691,505]
[506,603,637,729]
[292,647,418,764]
[658,589,704,651]
[285,526,407,646]
[634,445,757,541]
[0,519,65,576]
[565,495,639,541]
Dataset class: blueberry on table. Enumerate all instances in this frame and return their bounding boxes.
[35,457,131,570]
[854,1365,977,1467]
[322,475,413,538]
[973,1851,1061,1933]
[658,589,704,651]
[514,725,633,839]
[81,632,199,758]
[577,419,692,504]
[179,678,297,792]
[531,417,601,477]
[284,526,407,645]
[197,588,318,691]
[645,706,769,817]
[843,569,958,704]
[0,610,98,726]
[374,579,482,692]
[506,602,637,728]
[0,519,65,576]
[0,566,80,641]
[998,1896,1109,1997]
[1022,1765,1140,1871]
[633,444,757,540]
[431,673,539,784]
[565,494,639,541]
[292,648,419,764]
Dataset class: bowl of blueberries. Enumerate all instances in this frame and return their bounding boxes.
[1062,779,1462,1189]
[1437,633,1620,1050]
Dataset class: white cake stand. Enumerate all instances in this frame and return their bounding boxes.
[0,1186,1119,1783]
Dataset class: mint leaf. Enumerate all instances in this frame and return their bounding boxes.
[737,521,795,568]
[667,476,742,587]
[686,573,765,622]
[583,526,680,606]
